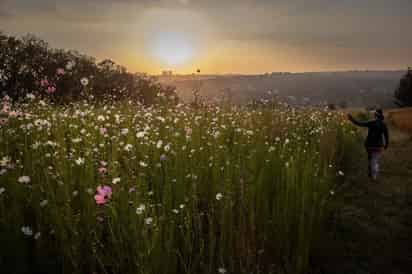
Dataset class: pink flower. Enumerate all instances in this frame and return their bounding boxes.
[56,68,65,76]
[46,86,56,94]
[8,111,18,118]
[185,127,193,135]
[1,103,10,113]
[94,185,112,205]
[40,78,49,87]
[0,118,8,126]
[94,194,106,205]
[99,127,108,135]
[98,167,107,174]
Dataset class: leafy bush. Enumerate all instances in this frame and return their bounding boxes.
[394,68,412,107]
[0,32,177,104]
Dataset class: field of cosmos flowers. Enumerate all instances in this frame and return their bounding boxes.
[0,88,358,274]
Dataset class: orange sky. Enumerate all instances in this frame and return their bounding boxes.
[1,0,411,74]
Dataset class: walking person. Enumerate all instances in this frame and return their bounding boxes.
[347,109,389,181]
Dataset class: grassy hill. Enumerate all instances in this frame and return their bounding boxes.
[316,109,412,274]
[1,93,411,274]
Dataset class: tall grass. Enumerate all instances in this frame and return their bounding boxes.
[0,96,355,274]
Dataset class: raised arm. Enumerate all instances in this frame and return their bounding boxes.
[383,124,389,149]
[347,114,370,127]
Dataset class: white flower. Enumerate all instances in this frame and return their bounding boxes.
[34,232,41,240]
[21,226,33,236]
[32,142,41,149]
[18,176,31,184]
[75,157,85,166]
[136,204,146,215]
[124,144,133,152]
[112,177,121,184]
[0,187,5,195]
[136,131,145,138]
[218,267,227,274]
[97,115,105,121]
[72,138,82,143]
[156,140,163,149]
[80,77,89,86]
[40,200,48,207]
[144,217,153,225]
[65,60,75,70]
[0,156,10,167]
[338,170,344,176]
[46,141,57,147]
[215,193,223,201]
[121,128,129,135]
[172,209,179,214]
[26,93,36,100]
[139,161,148,167]
[164,144,171,152]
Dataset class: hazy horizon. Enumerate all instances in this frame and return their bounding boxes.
[1,0,411,74]
[155,69,408,76]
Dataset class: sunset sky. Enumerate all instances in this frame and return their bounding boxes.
[1,0,411,74]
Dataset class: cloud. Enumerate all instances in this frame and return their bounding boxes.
[0,10,11,19]
[1,0,411,72]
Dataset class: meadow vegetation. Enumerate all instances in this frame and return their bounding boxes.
[0,92,358,274]
[0,31,365,274]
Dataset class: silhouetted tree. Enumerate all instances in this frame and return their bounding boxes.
[0,32,177,104]
[394,67,412,107]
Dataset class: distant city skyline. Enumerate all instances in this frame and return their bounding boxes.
[1,0,411,74]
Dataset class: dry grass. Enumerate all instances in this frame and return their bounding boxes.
[387,107,412,133]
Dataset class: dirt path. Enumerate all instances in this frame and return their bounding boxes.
[316,127,412,274]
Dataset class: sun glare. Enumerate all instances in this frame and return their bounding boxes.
[138,8,215,71]
[150,32,194,67]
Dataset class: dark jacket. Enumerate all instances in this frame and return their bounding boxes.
[350,118,389,148]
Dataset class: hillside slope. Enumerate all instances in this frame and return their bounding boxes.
[317,123,412,274]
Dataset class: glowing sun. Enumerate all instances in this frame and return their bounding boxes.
[150,32,194,67]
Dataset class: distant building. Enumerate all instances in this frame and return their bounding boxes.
[135,72,147,77]
[162,70,173,76]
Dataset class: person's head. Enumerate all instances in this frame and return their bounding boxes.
[374,109,384,120]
